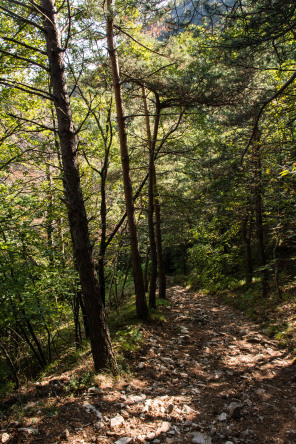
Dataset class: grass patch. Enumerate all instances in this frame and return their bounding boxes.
[107,296,140,333]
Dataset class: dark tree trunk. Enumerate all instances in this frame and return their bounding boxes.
[73,292,81,349]
[142,86,157,309]
[106,0,148,319]
[23,312,47,367]
[253,128,268,296]
[241,214,253,286]
[0,340,19,389]
[153,168,166,299]
[98,163,107,306]
[41,0,117,372]
[45,160,54,266]
[77,291,89,339]
[144,247,150,292]
[150,91,166,300]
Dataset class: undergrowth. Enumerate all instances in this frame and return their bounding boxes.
[214,278,296,353]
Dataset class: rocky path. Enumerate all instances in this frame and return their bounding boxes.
[1,286,296,444]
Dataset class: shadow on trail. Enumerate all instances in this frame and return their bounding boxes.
[2,285,296,444]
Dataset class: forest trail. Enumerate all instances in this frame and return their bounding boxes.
[1,286,296,444]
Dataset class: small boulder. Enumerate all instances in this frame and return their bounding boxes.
[113,438,132,444]
[158,421,171,433]
[229,402,243,419]
[1,433,10,444]
[110,414,125,428]
[218,412,227,422]
[192,432,212,444]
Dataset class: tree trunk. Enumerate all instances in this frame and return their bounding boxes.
[45,159,54,266]
[0,339,19,389]
[41,0,117,372]
[253,128,268,296]
[153,167,166,299]
[241,214,253,286]
[98,163,107,306]
[106,0,148,319]
[142,86,157,309]
[144,247,150,292]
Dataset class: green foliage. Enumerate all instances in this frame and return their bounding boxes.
[66,371,93,394]
[114,326,143,353]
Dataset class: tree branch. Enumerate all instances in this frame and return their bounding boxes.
[7,113,54,132]
[1,37,47,55]
[114,24,172,59]
[0,5,45,32]
[0,48,48,71]
[241,69,296,162]
[0,78,53,101]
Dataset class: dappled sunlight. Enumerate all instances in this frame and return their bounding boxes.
[1,285,296,443]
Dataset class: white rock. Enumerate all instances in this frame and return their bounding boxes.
[113,438,132,444]
[182,404,194,414]
[1,433,10,444]
[158,421,171,433]
[180,327,189,334]
[218,412,227,421]
[110,414,125,428]
[192,432,212,444]
[126,394,146,405]
[94,421,104,430]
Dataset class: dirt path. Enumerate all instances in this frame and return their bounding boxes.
[1,286,296,444]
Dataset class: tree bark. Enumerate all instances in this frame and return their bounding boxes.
[153,159,166,299]
[106,0,148,319]
[151,95,166,299]
[41,0,117,372]
[241,214,253,286]
[142,86,157,308]
[98,157,108,306]
[253,128,268,296]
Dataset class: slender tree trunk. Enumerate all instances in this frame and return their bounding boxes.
[45,159,54,265]
[253,128,268,296]
[98,164,107,306]
[150,92,166,299]
[41,0,117,372]
[142,87,166,300]
[142,86,157,308]
[120,257,132,299]
[241,214,253,286]
[144,247,150,292]
[23,311,47,367]
[106,0,148,319]
[0,340,19,389]
[153,168,166,299]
